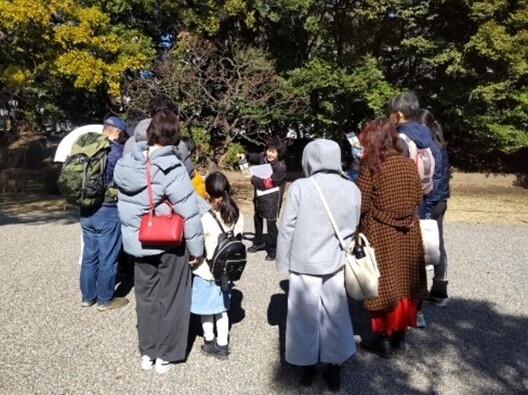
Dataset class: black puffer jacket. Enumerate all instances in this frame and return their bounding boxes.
[246,152,287,220]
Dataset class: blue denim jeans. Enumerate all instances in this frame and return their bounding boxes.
[80,205,122,304]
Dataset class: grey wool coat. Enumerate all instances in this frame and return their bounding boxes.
[114,142,204,258]
[276,139,361,275]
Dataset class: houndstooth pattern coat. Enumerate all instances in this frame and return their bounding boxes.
[357,150,428,312]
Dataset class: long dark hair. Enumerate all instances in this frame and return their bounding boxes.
[358,118,401,173]
[416,109,446,149]
[205,172,239,227]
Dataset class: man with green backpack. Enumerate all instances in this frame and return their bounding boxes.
[58,116,129,311]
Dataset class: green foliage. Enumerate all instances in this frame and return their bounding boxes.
[2,0,528,169]
[222,142,245,169]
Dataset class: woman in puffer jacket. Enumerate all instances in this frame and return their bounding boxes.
[114,110,204,374]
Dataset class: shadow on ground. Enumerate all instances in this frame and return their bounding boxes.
[0,210,78,226]
[267,280,528,394]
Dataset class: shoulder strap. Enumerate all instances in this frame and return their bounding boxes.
[209,208,227,234]
[309,177,350,251]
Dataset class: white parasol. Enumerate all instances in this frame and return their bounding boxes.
[54,124,104,162]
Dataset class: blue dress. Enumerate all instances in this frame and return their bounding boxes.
[191,275,231,315]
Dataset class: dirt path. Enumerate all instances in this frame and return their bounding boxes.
[1,171,527,224]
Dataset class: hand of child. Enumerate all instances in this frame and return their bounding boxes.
[189,255,203,266]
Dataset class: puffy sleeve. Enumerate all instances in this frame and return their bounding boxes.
[165,166,204,257]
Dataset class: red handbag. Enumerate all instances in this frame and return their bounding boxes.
[138,152,184,245]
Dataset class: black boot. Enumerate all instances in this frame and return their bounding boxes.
[391,331,406,355]
[324,364,341,392]
[361,334,392,359]
[300,364,317,386]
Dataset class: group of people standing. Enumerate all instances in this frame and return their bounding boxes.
[276,91,450,392]
[77,96,246,373]
[74,90,450,391]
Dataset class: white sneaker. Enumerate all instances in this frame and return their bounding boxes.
[155,358,172,374]
[141,355,154,370]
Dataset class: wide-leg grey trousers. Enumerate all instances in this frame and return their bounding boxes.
[286,270,356,366]
[134,245,191,362]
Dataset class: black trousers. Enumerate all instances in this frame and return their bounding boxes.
[253,213,278,257]
[430,200,448,298]
[134,245,191,362]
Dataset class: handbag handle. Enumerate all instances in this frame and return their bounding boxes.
[145,150,173,217]
[309,177,349,251]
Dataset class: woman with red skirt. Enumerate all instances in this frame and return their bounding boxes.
[356,118,428,358]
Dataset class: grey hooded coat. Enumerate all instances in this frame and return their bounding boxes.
[114,141,204,258]
[276,139,361,275]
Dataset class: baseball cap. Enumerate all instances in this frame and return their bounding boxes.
[103,115,127,133]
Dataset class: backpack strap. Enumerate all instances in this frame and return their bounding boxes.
[209,208,227,234]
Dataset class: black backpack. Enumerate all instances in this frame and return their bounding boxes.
[208,209,247,291]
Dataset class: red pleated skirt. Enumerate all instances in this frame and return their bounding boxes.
[370,298,417,335]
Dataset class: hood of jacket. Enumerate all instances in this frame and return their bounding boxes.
[301,139,343,177]
[133,118,150,142]
[127,117,194,177]
[397,121,433,150]
[114,141,183,195]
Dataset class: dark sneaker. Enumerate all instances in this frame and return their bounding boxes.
[425,294,447,307]
[248,243,265,253]
[81,300,96,307]
[96,297,129,312]
[324,364,341,392]
[201,341,229,360]
[264,255,276,261]
[300,365,317,386]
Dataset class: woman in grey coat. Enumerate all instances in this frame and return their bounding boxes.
[114,110,204,374]
[276,139,361,392]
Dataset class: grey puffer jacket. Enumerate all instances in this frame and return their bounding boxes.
[114,141,204,258]
[123,118,195,177]
[276,139,361,275]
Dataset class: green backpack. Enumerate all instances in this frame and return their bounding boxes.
[57,132,110,208]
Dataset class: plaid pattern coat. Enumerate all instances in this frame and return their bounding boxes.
[357,150,428,312]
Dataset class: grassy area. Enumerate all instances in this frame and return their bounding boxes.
[1,171,527,224]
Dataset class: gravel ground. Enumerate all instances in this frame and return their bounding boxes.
[0,211,527,395]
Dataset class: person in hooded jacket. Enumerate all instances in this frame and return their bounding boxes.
[123,94,194,177]
[237,137,287,261]
[114,110,204,374]
[388,91,441,220]
[276,139,361,392]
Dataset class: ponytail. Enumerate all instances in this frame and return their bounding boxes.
[416,109,447,149]
[205,172,239,227]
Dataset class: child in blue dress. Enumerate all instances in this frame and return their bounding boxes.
[191,172,244,359]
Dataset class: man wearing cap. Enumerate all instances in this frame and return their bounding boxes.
[79,115,129,311]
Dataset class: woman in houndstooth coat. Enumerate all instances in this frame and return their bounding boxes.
[356,118,428,358]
